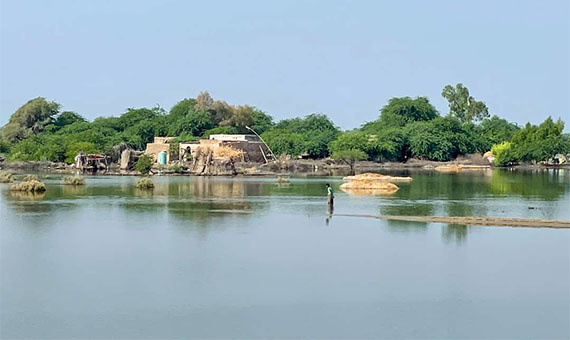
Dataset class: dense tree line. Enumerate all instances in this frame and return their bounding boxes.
[1,84,568,166]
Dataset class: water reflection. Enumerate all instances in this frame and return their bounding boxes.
[442,224,469,245]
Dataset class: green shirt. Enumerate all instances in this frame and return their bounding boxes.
[327,187,333,196]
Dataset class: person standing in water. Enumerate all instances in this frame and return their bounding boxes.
[326,183,334,208]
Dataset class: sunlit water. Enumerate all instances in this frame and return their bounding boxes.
[1,169,569,339]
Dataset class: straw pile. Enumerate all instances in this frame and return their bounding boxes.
[11,179,46,192]
[0,170,15,183]
[62,175,86,185]
[342,173,412,183]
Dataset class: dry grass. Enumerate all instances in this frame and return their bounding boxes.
[0,170,14,183]
[343,173,412,183]
[11,179,47,192]
[135,177,154,189]
[62,175,86,185]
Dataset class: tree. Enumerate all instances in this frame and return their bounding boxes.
[477,115,519,150]
[2,97,60,142]
[65,142,98,163]
[262,114,339,158]
[406,116,477,161]
[509,117,569,162]
[378,97,439,127]
[331,149,368,171]
[135,154,153,175]
[54,111,86,127]
[442,83,489,123]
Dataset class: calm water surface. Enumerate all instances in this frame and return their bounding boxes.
[1,169,569,339]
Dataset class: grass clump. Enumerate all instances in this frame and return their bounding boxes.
[22,174,39,182]
[135,177,154,190]
[0,170,15,183]
[62,175,86,185]
[11,179,46,192]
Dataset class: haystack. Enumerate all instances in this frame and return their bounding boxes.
[342,173,412,183]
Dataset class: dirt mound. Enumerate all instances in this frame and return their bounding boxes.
[343,172,412,183]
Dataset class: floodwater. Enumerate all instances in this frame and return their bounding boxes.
[1,169,569,339]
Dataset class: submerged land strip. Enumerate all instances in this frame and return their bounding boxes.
[334,214,570,229]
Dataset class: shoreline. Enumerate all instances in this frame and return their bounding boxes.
[1,159,568,176]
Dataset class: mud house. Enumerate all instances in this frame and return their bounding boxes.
[145,137,175,163]
[178,134,273,163]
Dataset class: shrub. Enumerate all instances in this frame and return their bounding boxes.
[491,142,517,166]
[135,177,154,189]
[11,179,47,192]
[135,154,153,175]
[170,164,184,174]
[0,170,15,183]
[62,175,86,185]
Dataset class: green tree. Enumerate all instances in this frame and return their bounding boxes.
[262,114,339,158]
[135,154,153,175]
[406,116,476,161]
[442,83,489,123]
[54,111,86,127]
[378,97,439,127]
[65,142,99,163]
[509,117,569,162]
[2,97,60,142]
[331,149,368,171]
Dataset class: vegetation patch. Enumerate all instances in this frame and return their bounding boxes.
[22,174,39,182]
[135,154,153,175]
[11,179,46,192]
[0,170,15,183]
[62,175,86,185]
[135,177,154,190]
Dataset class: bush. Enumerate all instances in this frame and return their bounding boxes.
[0,170,15,183]
[491,142,517,166]
[62,175,86,185]
[11,179,46,192]
[135,177,154,189]
[135,154,153,175]
[170,164,184,174]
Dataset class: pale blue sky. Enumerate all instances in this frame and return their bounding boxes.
[1,0,568,129]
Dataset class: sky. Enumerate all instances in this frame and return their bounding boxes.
[0,0,569,130]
